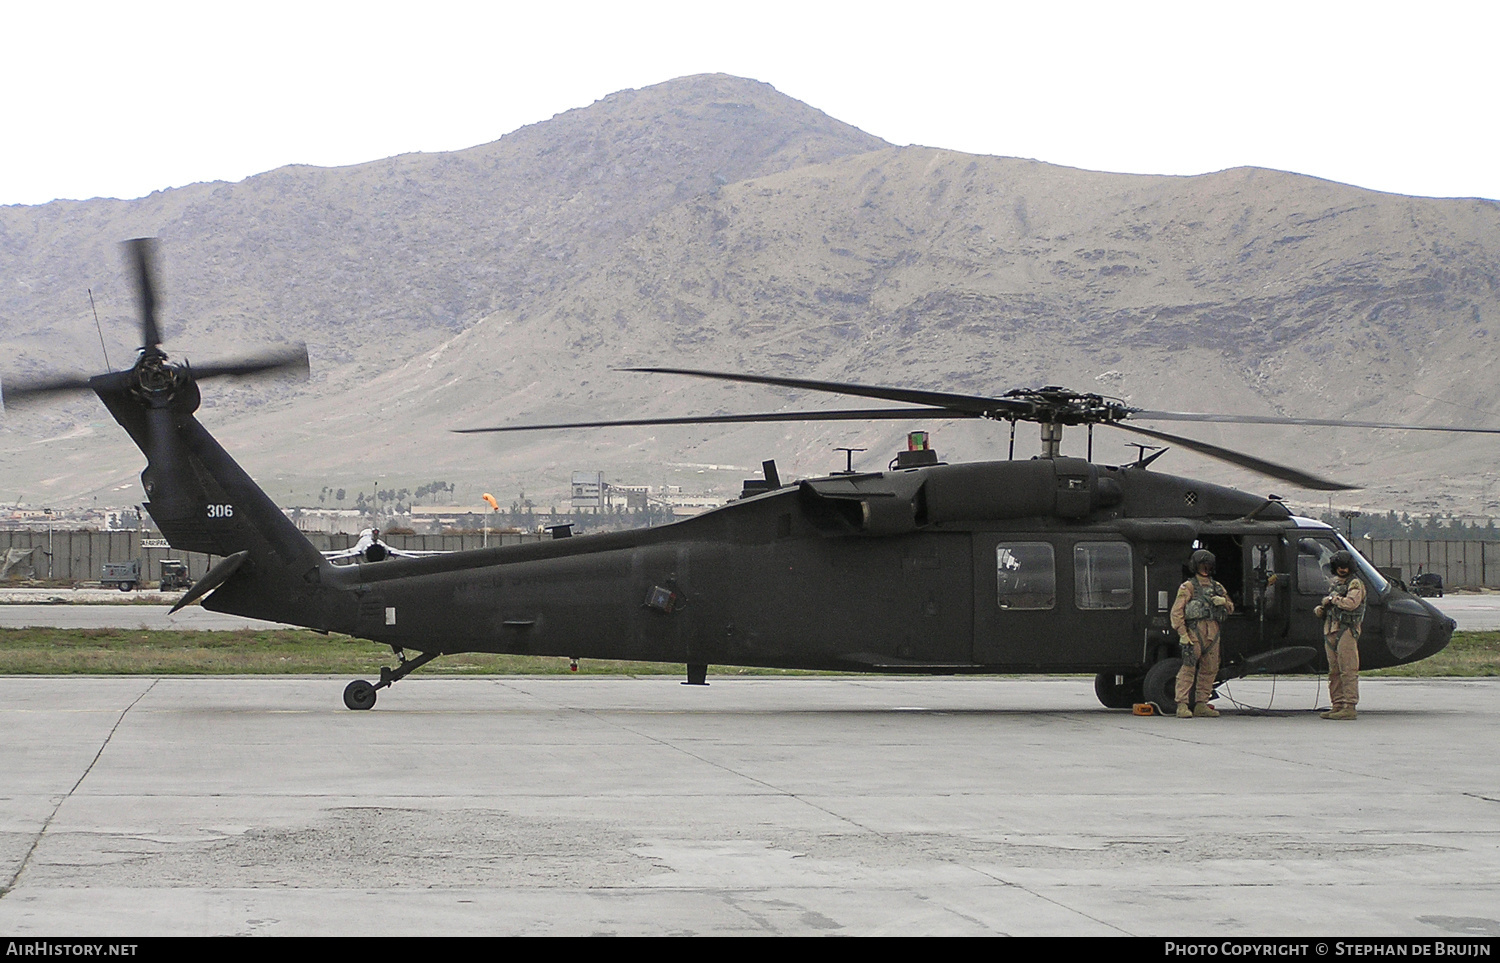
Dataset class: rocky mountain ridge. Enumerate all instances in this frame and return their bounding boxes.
[2,74,1497,516]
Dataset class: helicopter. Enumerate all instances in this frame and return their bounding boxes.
[3,239,1485,712]
[323,528,450,565]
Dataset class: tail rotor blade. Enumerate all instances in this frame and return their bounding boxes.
[124,237,163,350]
[189,344,310,382]
[3,370,136,409]
[2,373,97,409]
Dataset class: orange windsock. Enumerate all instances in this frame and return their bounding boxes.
[482,493,499,511]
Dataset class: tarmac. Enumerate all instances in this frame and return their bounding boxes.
[0,587,294,630]
[0,675,1497,936]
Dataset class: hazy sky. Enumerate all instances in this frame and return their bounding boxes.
[3,0,1495,207]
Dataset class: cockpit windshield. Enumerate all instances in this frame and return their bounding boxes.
[1294,530,1388,597]
[1336,534,1389,594]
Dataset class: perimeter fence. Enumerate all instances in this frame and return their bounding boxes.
[3,531,1497,590]
[0,530,545,584]
[1363,539,1500,589]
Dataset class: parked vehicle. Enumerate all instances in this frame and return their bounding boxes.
[158,560,191,591]
[1411,572,1445,598]
[101,560,141,592]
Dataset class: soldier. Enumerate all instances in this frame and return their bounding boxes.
[1315,549,1365,720]
[1170,548,1234,718]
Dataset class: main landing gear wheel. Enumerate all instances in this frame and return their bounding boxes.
[344,679,377,711]
[1093,671,1143,709]
[1142,657,1182,715]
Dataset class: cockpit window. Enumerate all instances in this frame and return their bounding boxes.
[1336,534,1389,594]
[1296,537,1341,595]
[1295,535,1387,596]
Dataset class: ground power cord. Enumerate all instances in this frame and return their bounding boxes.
[1217,674,1332,716]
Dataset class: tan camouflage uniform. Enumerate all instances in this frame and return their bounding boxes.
[1317,574,1365,715]
[1170,574,1234,709]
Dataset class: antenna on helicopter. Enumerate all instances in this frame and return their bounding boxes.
[1126,442,1163,465]
[833,447,866,474]
[88,288,111,372]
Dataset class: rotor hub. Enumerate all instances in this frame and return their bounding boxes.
[133,350,180,398]
[999,386,1133,427]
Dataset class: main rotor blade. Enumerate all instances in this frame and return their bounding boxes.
[1131,409,1500,434]
[1112,422,1356,491]
[125,237,162,350]
[620,367,1032,417]
[189,344,310,382]
[455,407,978,434]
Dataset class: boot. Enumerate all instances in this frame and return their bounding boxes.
[1193,704,1220,718]
[1176,704,1193,719]
[1325,706,1357,720]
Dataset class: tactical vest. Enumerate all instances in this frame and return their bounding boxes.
[1182,578,1228,624]
[1326,576,1366,627]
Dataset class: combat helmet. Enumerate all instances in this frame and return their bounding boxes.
[1190,549,1216,574]
[1329,549,1355,574]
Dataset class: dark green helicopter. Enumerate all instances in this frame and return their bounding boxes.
[4,240,1485,711]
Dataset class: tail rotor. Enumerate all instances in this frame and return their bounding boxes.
[2,237,309,413]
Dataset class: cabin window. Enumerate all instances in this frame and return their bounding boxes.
[1074,541,1134,610]
[996,542,1055,610]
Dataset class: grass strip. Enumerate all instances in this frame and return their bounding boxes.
[0,627,1496,677]
[0,627,818,676]
[1367,630,1500,677]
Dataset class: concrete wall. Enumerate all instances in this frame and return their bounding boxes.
[1363,540,1500,589]
[0,530,545,584]
[8,530,1496,589]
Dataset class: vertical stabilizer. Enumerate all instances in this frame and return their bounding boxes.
[96,380,335,628]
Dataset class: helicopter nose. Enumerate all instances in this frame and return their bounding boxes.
[1381,595,1453,663]
[1429,611,1457,654]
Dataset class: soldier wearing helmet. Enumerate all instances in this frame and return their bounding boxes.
[1315,549,1365,720]
[1169,548,1234,718]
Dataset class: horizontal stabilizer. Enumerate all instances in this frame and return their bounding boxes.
[169,550,250,614]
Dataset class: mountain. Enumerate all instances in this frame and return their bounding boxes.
[2,74,1497,517]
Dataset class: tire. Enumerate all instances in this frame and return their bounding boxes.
[343,679,377,711]
[1093,671,1143,709]
[1142,657,1183,714]
[120,582,135,592]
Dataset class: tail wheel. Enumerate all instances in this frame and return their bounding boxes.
[343,679,377,711]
